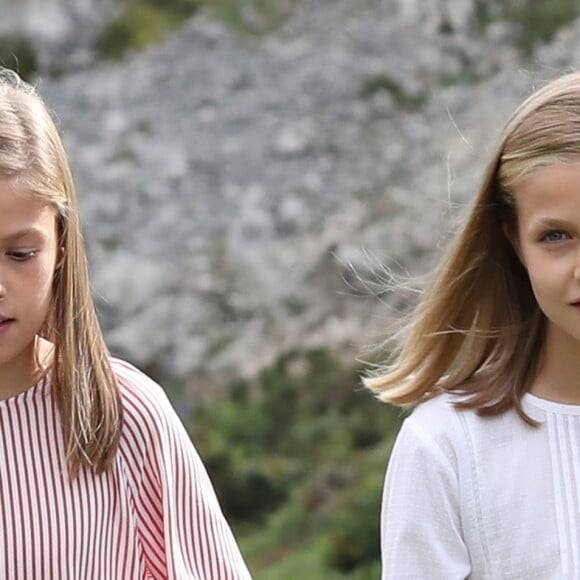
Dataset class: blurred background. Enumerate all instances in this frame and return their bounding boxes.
[2,0,580,576]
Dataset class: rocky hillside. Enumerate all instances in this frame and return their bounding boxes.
[9,0,580,384]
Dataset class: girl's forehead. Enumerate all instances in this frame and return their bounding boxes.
[516,160,580,189]
[509,159,580,194]
[0,177,55,236]
[512,162,580,223]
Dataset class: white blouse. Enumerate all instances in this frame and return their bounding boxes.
[381,392,580,579]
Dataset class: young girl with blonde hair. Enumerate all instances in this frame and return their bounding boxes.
[0,69,251,578]
[367,71,580,578]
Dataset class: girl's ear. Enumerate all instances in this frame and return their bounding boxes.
[55,247,65,271]
[503,222,525,266]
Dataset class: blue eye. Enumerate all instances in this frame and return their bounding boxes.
[541,230,568,243]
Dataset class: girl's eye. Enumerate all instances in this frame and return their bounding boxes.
[541,230,569,243]
[6,250,38,261]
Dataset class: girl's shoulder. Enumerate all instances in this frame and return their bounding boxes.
[398,394,468,463]
[401,391,530,467]
[110,357,180,436]
[109,358,201,494]
[405,393,466,440]
[408,391,522,434]
[111,357,167,401]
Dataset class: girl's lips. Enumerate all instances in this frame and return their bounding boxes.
[0,319,13,334]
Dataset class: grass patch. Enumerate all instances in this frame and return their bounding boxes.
[207,335,234,358]
[96,2,197,59]
[508,0,580,54]
[206,0,298,35]
[476,0,580,55]
[96,0,301,59]
[185,347,403,578]
[237,441,397,578]
[360,74,427,111]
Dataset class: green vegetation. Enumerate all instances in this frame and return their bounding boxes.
[0,35,38,81]
[476,0,580,55]
[507,0,580,54]
[360,74,427,111]
[96,0,299,60]
[205,0,298,35]
[185,348,404,578]
[96,1,200,59]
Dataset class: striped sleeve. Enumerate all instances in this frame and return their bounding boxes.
[115,361,252,580]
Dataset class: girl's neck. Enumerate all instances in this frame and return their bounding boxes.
[0,338,52,400]
[531,325,580,405]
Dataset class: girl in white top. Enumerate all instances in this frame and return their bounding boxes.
[0,69,251,578]
[366,71,580,579]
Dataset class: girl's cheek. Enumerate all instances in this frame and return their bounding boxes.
[20,261,55,287]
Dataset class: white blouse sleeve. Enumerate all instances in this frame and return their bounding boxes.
[381,417,471,579]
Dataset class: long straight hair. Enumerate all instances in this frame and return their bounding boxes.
[365,72,580,423]
[0,70,122,476]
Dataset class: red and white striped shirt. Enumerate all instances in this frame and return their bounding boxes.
[0,358,252,579]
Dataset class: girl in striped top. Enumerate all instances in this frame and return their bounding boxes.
[368,72,580,578]
[0,69,251,578]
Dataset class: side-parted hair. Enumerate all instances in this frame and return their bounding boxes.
[0,69,122,475]
[365,71,580,423]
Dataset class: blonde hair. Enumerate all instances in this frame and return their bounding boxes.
[0,69,122,475]
[366,71,580,423]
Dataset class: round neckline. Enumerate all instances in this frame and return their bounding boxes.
[523,392,580,415]
[0,372,51,407]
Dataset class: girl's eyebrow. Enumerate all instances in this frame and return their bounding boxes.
[1,227,46,242]
[530,217,571,229]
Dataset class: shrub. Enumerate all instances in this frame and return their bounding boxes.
[205,452,295,521]
[360,74,427,110]
[206,0,296,35]
[476,0,580,55]
[191,393,301,521]
[0,35,38,81]
[188,346,402,575]
[146,0,202,17]
[96,1,200,59]
[325,468,384,572]
[190,348,370,521]
[95,0,298,60]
